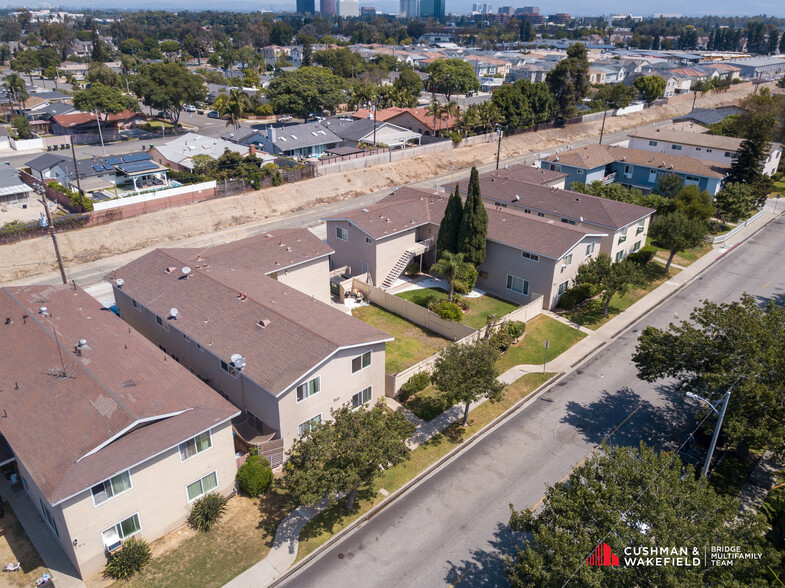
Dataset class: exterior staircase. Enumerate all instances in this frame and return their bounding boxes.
[381,250,416,289]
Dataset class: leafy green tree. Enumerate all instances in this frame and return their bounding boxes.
[633,75,667,102]
[674,185,715,222]
[431,340,505,426]
[546,42,590,118]
[35,46,61,72]
[132,62,207,126]
[727,110,775,200]
[430,251,474,302]
[91,27,110,62]
[118,38,143,55]
[714,182,757,222]
[42,66,62,90]
[633,295,785,451]
[437,184,463,255]
[491,79,555,130]
[72,83,137,121]
[457,167,488,266]
[10,49,40,84]
[570,181,670,213]
[654,173,685,198]
[592,83,633,109]
[394,68,423,97]
[575,253,646,316]
[266,66,345,118]
[269,21,293,46]
[648,212,707,272]
[506,443,771,587]
[87,62,121,88]
[313,47,365,78]
[427,58,480,101]
[159,40,180,56]
[520,19,535,42]
[40,22,76,60]
[283,403,415,511]
[11,115,33,139]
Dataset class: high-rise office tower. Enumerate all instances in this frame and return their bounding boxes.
[419,0,445,20]
[320,0,336,16]
[399,0,419,18]
[296,0,315,13]
[336,0,359,17]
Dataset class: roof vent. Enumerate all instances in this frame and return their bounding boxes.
[165,266,177,274]
[116,278,124,287]
[257,319,272,328]
[361,208,369,212]
[181,266,192,278]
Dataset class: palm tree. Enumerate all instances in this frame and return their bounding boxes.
[5,73,28,118]
[440,101,460,135]
[426,99,442,137]
[217,89,253,130]
[476,101,502,134]
[431,251,473,301]
[457,105,479,137]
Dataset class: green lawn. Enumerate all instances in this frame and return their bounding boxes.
[395,287,519,329]
[770,180,785,195]
[564,263,675,330]
[296,372,554,562]
[141,120,174,130]
[644,236,712,267]
[352,304,448,374]
[496,314,586,373]
[402,385,453,421]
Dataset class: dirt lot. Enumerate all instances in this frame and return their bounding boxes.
[0,83,766,285]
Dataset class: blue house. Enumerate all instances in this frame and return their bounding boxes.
[541,145,728,196]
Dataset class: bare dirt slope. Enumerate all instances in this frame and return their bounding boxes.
[0,83,764,284]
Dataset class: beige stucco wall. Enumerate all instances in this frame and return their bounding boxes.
[608,216,650,262]
[269,256,331,303]
[18,422,235,580]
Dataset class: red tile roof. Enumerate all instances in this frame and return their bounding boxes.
[52,109,143,128]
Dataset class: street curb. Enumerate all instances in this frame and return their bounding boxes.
[268,370,568,587]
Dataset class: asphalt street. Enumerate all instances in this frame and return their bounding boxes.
[277,215,785,588]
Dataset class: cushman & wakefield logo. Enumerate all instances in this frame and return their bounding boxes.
[586,544,762,568]
[586,543,619,566]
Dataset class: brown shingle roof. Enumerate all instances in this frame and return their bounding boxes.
[0,285,238,505]
[110,237,391,396]
[480,164,568,186]
[628,127,781,156]
[543,144,730,179]
[452,177,654,230]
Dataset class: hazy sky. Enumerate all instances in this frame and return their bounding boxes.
[11,0,785,17]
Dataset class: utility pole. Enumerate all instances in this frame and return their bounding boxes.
[702,390,731,477]
[94,110,106,156]
[599,104,608,145]
[691,90,698,111]
[495,127,503,170]
[373,103,377,147]
[70,140,82,195]
[41,194,67,284]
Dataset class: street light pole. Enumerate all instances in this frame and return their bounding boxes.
[40,195,67,284]
[701,390,731,478]
[94,110,106,156]
[599,104,608,145]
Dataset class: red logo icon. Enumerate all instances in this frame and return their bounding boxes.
[587,542,620,566]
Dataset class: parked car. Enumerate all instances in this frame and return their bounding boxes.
[207,111,220,119]
[183,104,197,113]
[278,115,293,122]
[307,115,324,122]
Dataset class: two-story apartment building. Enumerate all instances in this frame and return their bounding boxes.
[0,285,239,580]
[109,229,391,464]
[324,188,607,309]
[627,127,782,177]
[541,144,729,196]
[451,174,655,262]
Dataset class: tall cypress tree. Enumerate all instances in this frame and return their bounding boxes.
[457,167,488,266]
[437,183,463,255]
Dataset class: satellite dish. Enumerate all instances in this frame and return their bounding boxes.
[39,306,47,314]
[78,339,87,347]
[513,195,520,201]
[116,278,124,287]
[579,216,584,222]
[170,308,179,318]
[101,300,113,309]
[230,353,243,364]
[234,357,246,370]
[182,266,192,276]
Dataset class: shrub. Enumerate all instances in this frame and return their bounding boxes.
[505,320,526,339]
[453,263,478,294]
[557,283,594,311]
[431,300,463,322]
[236,453,273,497]
[271,171,283,186]
[626,250,655,266]
[398,371,430,401]
[449,131,463,145]
[103,537,151,580]
[187,491,228,532]
[488,329,514,352]
[404,262,420,277]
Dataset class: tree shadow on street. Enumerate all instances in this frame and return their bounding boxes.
[560,384,691,451]
[444,521,517,588]
[755,290,785,308]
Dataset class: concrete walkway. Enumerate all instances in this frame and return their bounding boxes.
[224,199,783,588]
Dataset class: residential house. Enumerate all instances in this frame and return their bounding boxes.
[262,45,292,62]
[0,162,34,209]
[452,171,655,261]
[323,118,422,148]
[507,62,554,83]
[628,127,782,176]
[673,106,745,127]
[699,63,741,81]
[324,187,607,309]
[50,110,147,145]
[256,122,342,158]
[109,228,391,461]
[463,54,512,78]
[352,106,459,136]
[481,164,568,188]
[718,56,785,78]
[541,144,728,195]
[0,284,239,580]
[148,133,250,172]
[588,68,607,85]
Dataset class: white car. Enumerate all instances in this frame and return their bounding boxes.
[183,105,197,113]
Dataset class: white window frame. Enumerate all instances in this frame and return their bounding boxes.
[365,236,372,245]
[156,315,168,330]
[220,359,238,377]
[585,243,595,256]
[352,386,373,409]
[618,234,627,244]
[537,212,545,218]
[633,240,641,252]
[296,376,321,403]
[648,140,657,146]
[336,226,349,241]
[91,470,133,507]
[506,274,529,295]
[706,149,712,153]
[624,164,632,178]
[560,218,576,225]
[563,253,573,266]
[637,219,646,234]
[671,144,682,151]
[521,251,539,262]
[179,431,212,463]
[298,414,322,437]
[615,250,625,262]
[724,151,733,158]
[39,498,59,537]
[576,168,584,175]
[557,281,569,295]
[101,513,141,552]
[185,471,219,503]
[352,351,372,373]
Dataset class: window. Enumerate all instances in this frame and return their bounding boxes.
[537,212,545,218]
[615,250,625,262]
[179,431,212,462]
[196,343,203,351]
[494,201,508,208]
[685,175,700,182]
[618,234,627,244]
[352,386,372,408]
[131,299,139,310]
[648,140,658,146]
[576,169,584,175]
[521,251,539,262]
[352,351,372,373]
[220,360,238,377]
[506,274,529,295]
[183,333,191,343]
[557,281,569,295]
[336,226,348,241]
[365,237,372,244]
[633,241,641,252]
[695,147,702,151]
[563,253,573,266]
[298,414,322,437]
[671,144,682,151]
[296,376,320,402]
[91,471,132,506]
[624,164,632,178]
[186,472,218,502]
[248,411,264,432]
[101,514,141,552]
[523,208,531,214]
[560,218,576,225]
[585,243,595,256]
[156,315,163,326]
[549,163,561,172]
[39,498,59,537]
[158,343,167,353]
[648,170,658,184]
[706,149,712,153]
[724,151,733,158]
[637,219,646,234]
